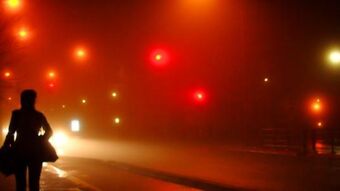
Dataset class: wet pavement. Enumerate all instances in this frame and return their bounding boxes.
[0,163,96,191]
[0,160,201,191]
[2,142,340,191]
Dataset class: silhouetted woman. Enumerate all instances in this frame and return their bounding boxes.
[3,89,53,191]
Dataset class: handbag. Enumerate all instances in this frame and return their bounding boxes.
[39,137,59,162]
[0,146,16,176]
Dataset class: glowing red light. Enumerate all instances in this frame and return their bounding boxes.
[311,98,322,114]
[193,90,206,103]
[155,54,162,61]
[16,27,30,41]
[48,83,55,88]
[3,71,12,78]
[317,122,323,128]
[150,49,168,66]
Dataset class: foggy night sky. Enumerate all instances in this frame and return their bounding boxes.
[2,0,340,138]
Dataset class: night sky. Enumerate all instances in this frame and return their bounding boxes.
[1,0,340,140]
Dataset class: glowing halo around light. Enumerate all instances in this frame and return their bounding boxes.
[5,0,23,12]
[74,47,88,61]
[150,49,169,66]
[329,50,340,65]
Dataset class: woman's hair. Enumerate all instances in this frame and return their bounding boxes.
[20,89,37,109]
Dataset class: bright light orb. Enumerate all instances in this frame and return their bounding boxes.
[49,131,68,155]
[48,71,56,79]
[114,117,120,125]
[75,48,87,60]
[3,71,11,78]
[111,92,118,98]
[17,28,29,41]
[150,49,169,66]
[77,50,85,57]
[71,120,80,132]
[155,54,162,61]
[312,103,321,111]
[311,98,322,113]
[7,0,20,7]
[317,122,323,128]
[329,51,340,65]
[264,78,269,83]
[5,0,22,11]
[81,99,87,104]
[194,91,206,103]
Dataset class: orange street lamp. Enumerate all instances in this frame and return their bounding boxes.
[5,0,22,12]
[114,117,120,125]
[111,91,118,98]
[3,71,12,79]
[310,98,322,114]
[17,27,30,41]
[47,70,56,79]
[74,47,87,61]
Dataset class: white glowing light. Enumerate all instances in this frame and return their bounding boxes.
[114,117,120,125]
[71,120,80,132]
[329,51,340,65]
[49,131,69,156]
[111,92,118,98]
[49,131,68,149]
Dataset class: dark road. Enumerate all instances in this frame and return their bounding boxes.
[2,140,340,190]
[51,157,202,191]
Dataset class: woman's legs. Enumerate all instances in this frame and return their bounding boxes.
[28,161,43,191]
[15,161,27,191]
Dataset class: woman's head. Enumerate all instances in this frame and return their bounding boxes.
[20,89,37,109]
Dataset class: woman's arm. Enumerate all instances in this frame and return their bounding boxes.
[3,111,17,147]
[41,113,53,140]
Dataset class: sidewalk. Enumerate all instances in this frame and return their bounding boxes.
[0,163,97,191]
